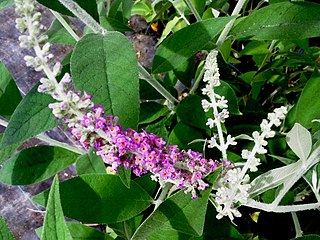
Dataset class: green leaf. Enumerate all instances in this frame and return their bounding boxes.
[286,123,312,162]
[177,95,211,130]
[47,19,77,45]
[215,80,240,115]
[108,215,143,240]
[41,175,73,240]
[168,122,203,152]
[294,70,320,128]
[133,173,157,197]
[139,102,169,125]
[295,235,320,240]
[0,84,58,148]
[0,135,20,165]
[117,166,131,189]
[67,222,114,240]
[76,149,106,175]
[132,188,210,239]
[37,222,114,240]
[0,63,22,118]
[0,146,78,185]
[33,174,153,224]
[70,33,139,130]
[0,0,14,10]
[37,0,99,21]
[232,2,320,40]
[0,214,14,240]
[152,16,233,73]
[196,203,244,240]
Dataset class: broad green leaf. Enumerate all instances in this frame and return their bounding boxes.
[0,84,58,148]
[294,70,320,128]
[0,133,20,164]
[67,222,114,240]
[133,173,157,197]
[131,188,211,239]
[286,123,312,162]
[76,149,106,175]
[152,16,233,73]
[0,214,14,240]
[37,222,114,240]
[139,102,169,125]
[108,215,143,240]
[195,203,244,240]
[215,80,241,115]
[191,0,206,17]
[41,175,73,240]
[249,161,302,198]
[177,95,211,130]
[232,2,320,40]
[70,33,139,130]
[37,0,99,21]
[0,146,78,185]
[0,63,22,118]
[168,122,203,152]
[117,166,131,189]
[33,174,153,224]
[131,0,155,22]
[144,117,169,141]
[173,57,195,87]
[47,19,77,45]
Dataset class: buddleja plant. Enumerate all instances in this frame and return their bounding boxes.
[1,0,320,239]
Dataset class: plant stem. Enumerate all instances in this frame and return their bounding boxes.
[292,212,303,238]
[50,10,80,41]
[138,64,178,105]
[57,0,178,106]
[258,40,276,71]
[57,0,106,35]
[0,117,84,154]
[183,0,201,22]
[244,199,320,213]
[153,183,173,210]
[215,0,247,48]
[189,64,205,94]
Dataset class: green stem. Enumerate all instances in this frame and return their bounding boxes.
[215,0,247,48]
[50,10,80,41]
[258,40,276,70]
[183,0,201,22]
[153,183,173,210]
[189,63,205,94]
[292,212,303,238]
[0,117,84,154]
[138,64,179,105]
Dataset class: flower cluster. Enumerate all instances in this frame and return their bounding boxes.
[15,0,220,199]
[201,50,236,158]
[214,106,288,220]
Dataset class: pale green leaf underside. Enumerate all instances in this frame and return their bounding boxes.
[286,123,312,162]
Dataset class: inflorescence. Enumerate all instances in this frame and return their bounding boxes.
[15,0,220,199]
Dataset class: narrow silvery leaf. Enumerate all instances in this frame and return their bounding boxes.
[286,123,312,162]
[249,161,302,197]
